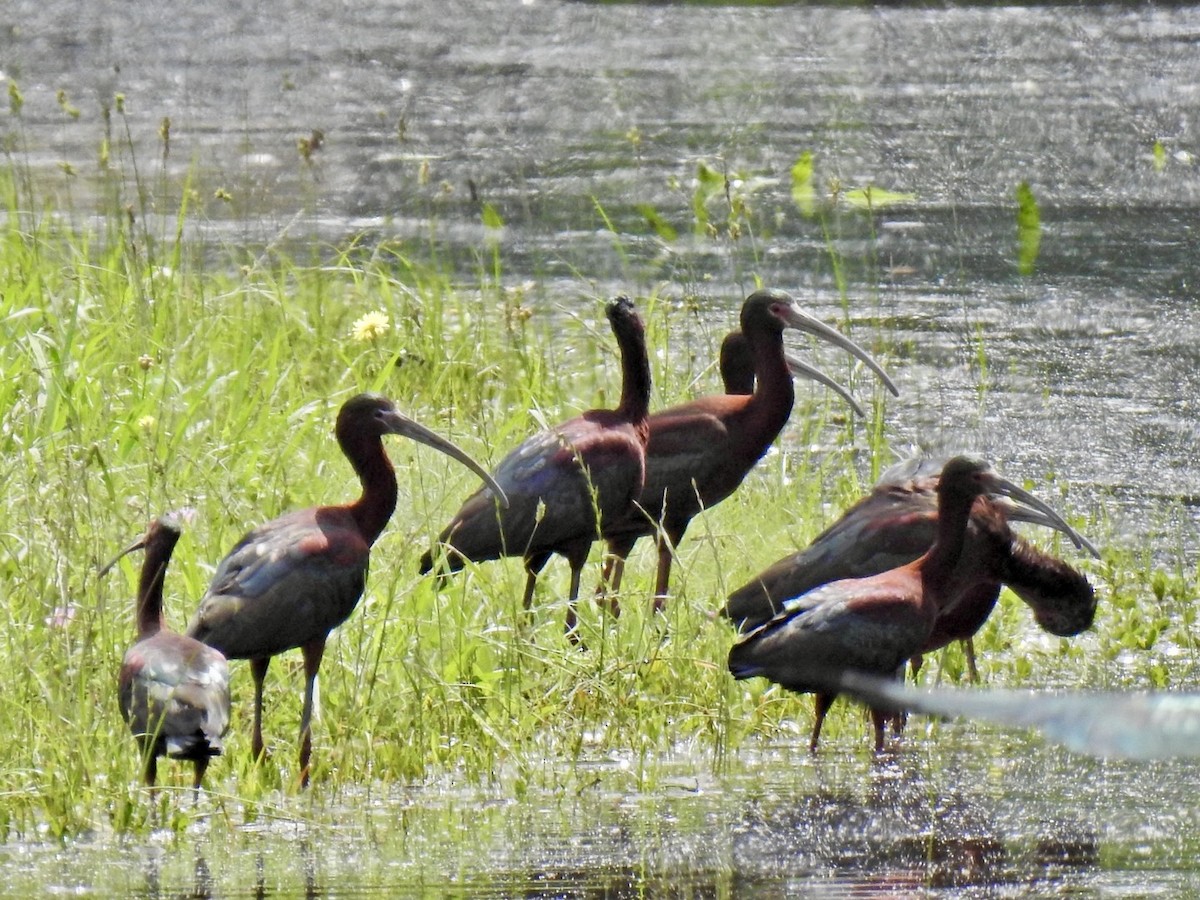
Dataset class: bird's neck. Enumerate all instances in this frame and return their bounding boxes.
[615,320,652,433]
[920,493,976,592]
[345,435,399,545]
[748,331,795,429]
[136,559,168,638]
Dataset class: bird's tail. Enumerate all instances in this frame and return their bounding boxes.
[726,638,766,681]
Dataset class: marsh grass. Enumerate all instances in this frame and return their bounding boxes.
[0,97,1180,848]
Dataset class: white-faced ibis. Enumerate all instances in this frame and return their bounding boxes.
[835,670,1200,760]
[598,288,897,609]
[186,393,506,787]
[102,512,230,792]
[723,454,1098,680]
[595,327,867,604]
[727,456,1081,753]
[419,296,651,640]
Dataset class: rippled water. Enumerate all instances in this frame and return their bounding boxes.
[5,0,1200,893]
[6,1,1200,555]
[7,737,1200,896]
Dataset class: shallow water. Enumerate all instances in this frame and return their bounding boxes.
[5,0,1200,893]
[8,736,1200,896]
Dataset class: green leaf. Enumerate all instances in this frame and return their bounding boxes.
[636,204,677,242]
[842,185,916,210]
[692,161,725,235]
[481,203,504,230]
[790,151,816,218]
[1015,181,1041,276]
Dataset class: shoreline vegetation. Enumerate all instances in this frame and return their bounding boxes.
[1,83,1192,844]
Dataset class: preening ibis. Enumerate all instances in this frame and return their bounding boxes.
[599,288,897,608]
[102,512,230,792]
[723,454,1098,680]
[727,456,1081,753]
[419,296,651,639]
[187,393,505,787]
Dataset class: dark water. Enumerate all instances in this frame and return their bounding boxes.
[5,0,1200,893]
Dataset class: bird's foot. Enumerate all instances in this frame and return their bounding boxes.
[594,592,621,617]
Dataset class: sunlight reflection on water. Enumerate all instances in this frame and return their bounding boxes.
[6,0,1200,893]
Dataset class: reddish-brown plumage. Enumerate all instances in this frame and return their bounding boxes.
[728,456,1085,753]
[104,513,230,792]
[724,455,1097,683]
[420,297,651,640]
[598,289,896,608]
[187,393,504,787]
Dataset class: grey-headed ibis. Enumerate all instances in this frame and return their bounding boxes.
[727,456,1083,753]
[419,296,651,640]
[186,393,505,787]
[102,512,231,792]
[599,288,897,608]
[723,454,1098,681]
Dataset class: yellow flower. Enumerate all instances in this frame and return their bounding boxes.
[137,415,156,432]
[350,310,391,343]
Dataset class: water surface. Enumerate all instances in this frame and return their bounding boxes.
[4,0,1200,893]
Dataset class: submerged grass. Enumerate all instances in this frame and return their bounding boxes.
[0,108,1189,848]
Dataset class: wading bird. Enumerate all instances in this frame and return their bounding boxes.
[103,512,230,792]
[595,328,866,605]
[716,329,866,416]
[723,454,1098,680]
[727,456,1080,753]
[598,289,898,608]
[187,393,506,787]
[419,296,651,640]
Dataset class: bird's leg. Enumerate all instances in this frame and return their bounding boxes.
[594,551,625,617]
[192,757,209,799]
[894,655,923,735]
[652,538,674,613]
[963,639,979,683]
[250,656,270,763]
[810,693,835,753]
[596,553,616,594]
[909,654,924,682]
[144,752,158,789]
[521,570,538,614]
[521,553,550,622]
[870,707,890,753]
[565,562,584,647]
[605,556,624,616]
[298,639,326,789]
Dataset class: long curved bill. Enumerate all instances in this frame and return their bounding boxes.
[98,511,188,576]
[777,302,900,397]
[383,411,510,508]
[984,474,1096,558]
[784,353,866,419]
[99,533,152,577]
[990,495,1101,559]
